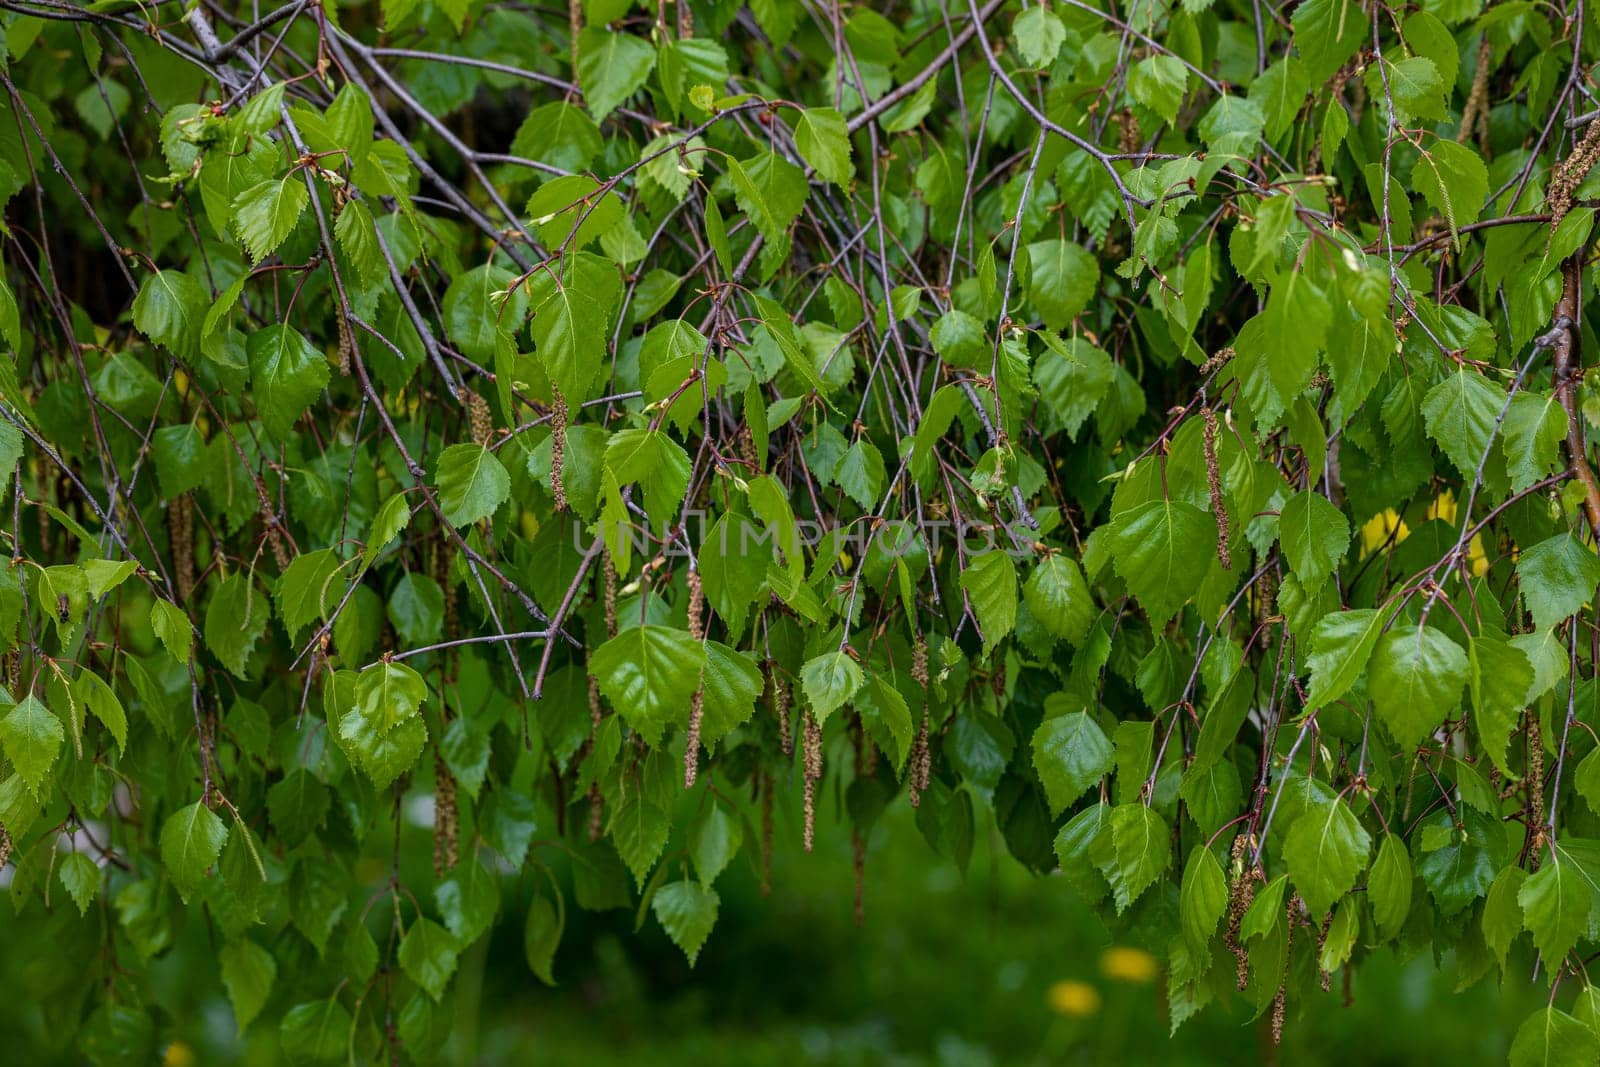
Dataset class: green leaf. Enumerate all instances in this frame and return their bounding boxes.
[1026,240,1099,330]
[1013,6,1067,68]
[728,152,808,244]
[604,428,690,524]
[959,551,1018,654]
[204,574,270,679]
[1518,534,1600,631]
[151,598,192,663]
[1128,55,1187,124]
[688,803,743,886]
[443,264,529,363]
[361,493,412,572]
[1485,865,1529,971]
[1503,392,1567,493]
[435,443,511,527]
[1422,366,1502,477]
[1283,797,1371,917]
[76,670,128,754]
[1412,141,1489,244]
[697,515,768,642]
[794,107,853,186]
[1518,842,1594,968]
[267,767,330,847]
[1509,1007,1599,1067]
[652,880,719,965]
[1292,0,1366,83]
[529,253,620,405]
[523,894,562,985]
[1368,834,1412,939]
[219,938,277,1033]
[1023,554,1095,645]
[799,650,864,726]
[56,851,99,916]
[248,325,330,440]
[578,28,656,121]
[399,917,459,1001]
[1032,707,1114,815]
[280,1000,353,1062]
[590,625,706,744]
[1179,845,1228,955]
[835,437,885,509]
[1369,624,1468,750]
[132,270,207,362]
[276,549,343,642]
[1470,635,1535,774]
[160,801,227,902]
[1100,803,1170,912]
[1277,490,1350,592]
[1107,499,1215,626]
[0,696,61,795]
[346,661,428,736]
[1305,607,1391,710]
[232,176,308,262]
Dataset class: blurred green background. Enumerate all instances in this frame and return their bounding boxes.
[0,792,1546,1065]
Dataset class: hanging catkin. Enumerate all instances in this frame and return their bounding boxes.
[909,634,931,807]
[1202,406,1231,570]
[684,569,706,788]
[550,385,569,512]
[466,389,493,448]
[432,748,459,877]
[773,663,793,757]
[802,712,822,852]
[1227,834,1257,991]
[169,491,195,604]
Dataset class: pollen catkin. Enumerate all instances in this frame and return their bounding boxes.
[802,712,822,852]
[1548,119,1600,228]
[1227,834,1257,991]
[602,548,618,639]
[684,570,706,788]
[433,749,459,876]
[336,314,354,377]
[1318,911,1333,992]
[169,491,195,604]
[1274,893,1301,1045]
[1202,406,1231,570]
[774,664,794,757]
[1528,710,1547,831]
[738,424,759,469]
[587,781,603,842]
[466,389,493,448]
[0,829,11,870]
[1199,346,1235,376]
[909,635,931,807]
[550,385,569,512]
[1116,106,1141,155]
[1459,37,1492,152]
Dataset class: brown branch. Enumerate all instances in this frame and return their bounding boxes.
[1553,254,1600,536]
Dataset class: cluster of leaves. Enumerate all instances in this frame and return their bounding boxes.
[4,0,1600,1060]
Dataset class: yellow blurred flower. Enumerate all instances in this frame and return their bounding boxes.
[1359,509,1409,555]
[163,1041,196,1067]
[1047,979,1101,1017]
[1099,945,1159,983]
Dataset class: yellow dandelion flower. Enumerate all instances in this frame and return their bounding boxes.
[1047,979,1101,1017]
[1099,945,1159,983]
[163,1041,196,1067]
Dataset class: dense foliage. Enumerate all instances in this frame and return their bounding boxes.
[3,0,1600,1060]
